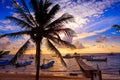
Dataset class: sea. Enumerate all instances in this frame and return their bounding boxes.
[83,53,120,75]
[0,53,120,75]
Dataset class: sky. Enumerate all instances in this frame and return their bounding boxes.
[0,0,120,54]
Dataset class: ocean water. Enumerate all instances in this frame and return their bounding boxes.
[42,54,120,74]
[0,54,120,75]
[84,54,120,74]
[0,54,76,73]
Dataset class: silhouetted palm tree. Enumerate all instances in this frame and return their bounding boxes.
[0,0,75,80]
[0,50,10,58]
[112,24,120,32]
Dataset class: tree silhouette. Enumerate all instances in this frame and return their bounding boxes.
[0,0,75,80]
[112,24,120,32]
[0,50,10,58]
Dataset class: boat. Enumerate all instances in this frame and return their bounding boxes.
[15,61,32,67]
[63,54,73,58]
[40,61,55,69]
[0,60,10,66]
[108,53,115,56]
[86,58,107,62]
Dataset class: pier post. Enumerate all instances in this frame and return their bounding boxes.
[97,64,102,80]
[90,70,94,80]
[98,70,102,80]
[119,69,120,75]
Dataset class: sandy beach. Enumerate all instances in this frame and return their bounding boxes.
[0,72,120,80]
[0,72,90,80]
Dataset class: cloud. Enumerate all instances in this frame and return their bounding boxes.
[0,37,11,50]
[112,36,120,40]
[0,25,20,31]
[10,12,20,17]
[95,35,109,43]
[0,20,11,24]
[111,32,116,34]
[0,19,22,31]
[1,0,120,53]
[51,0,120,32]
[6,6,11,9]
[0,36,31,53]
[73,27,109,40]
[83,17,118,32]
[1,0,5,4]
[73,41,85,49]
[95,35,120,43]
[0,20,14,31]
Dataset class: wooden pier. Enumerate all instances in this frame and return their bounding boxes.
[75,56,102,80]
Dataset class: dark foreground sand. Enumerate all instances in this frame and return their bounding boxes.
[0,73,90,80]
[0,73,120,80]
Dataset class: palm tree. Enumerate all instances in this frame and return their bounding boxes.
[0,0,75,80]
[0,50,10,58]
[112,24,120,32]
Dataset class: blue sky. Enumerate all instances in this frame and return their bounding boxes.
[0,0,120,53]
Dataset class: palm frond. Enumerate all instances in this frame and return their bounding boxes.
[46,13,74,29]
[11,0,21,9]
[39,0,44,9]
[45,4,60,24]
[30,0,38,12]
[45,34,61,45]
[0,51,10,58]
[0,31,30,38]
[48,4,60,17]
[44,0,52,11]
[58,40,76,49]
[10,40,30,64]
[45,28,75,38]
[47,35,76,49]
[36,0,47,25]
[46,39,67,67]
[55,28,75,37]
[6,16,33,29]
[11,0,35,26]
[113,24,120,28]
[0,50,4,54]
[113,24,120,31]
[20,0,38,27]
[20,0,30,12]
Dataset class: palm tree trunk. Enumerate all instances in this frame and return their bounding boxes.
[35,40,41,80]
